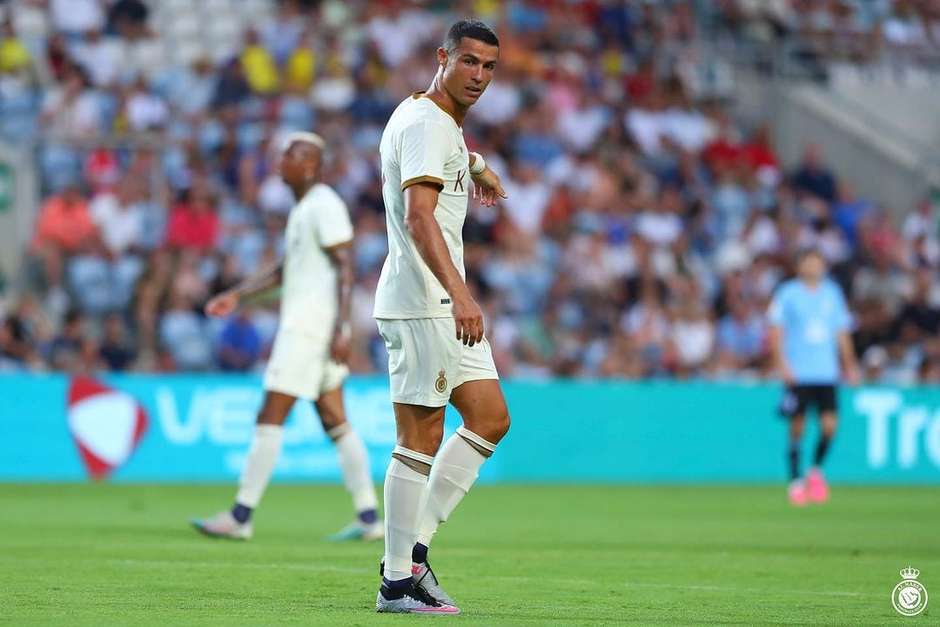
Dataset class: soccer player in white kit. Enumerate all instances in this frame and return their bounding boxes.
[373,20,510,614]
[191,132,382,542]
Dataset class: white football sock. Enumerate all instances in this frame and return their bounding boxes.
[383,446,432,581]
[234,424,284,508]
[415,426,495,547]
[327,423,378,515]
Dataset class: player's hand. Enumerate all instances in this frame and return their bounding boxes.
[205,291,239,317]
[452,291,484,347]
[845,363,861,386]
[330,327,352,363]
[781,365,795,387]
[471,167,507,207]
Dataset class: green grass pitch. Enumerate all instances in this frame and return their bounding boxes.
[1,484,937,625]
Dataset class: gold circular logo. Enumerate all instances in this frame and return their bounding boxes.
[435,370,447,394]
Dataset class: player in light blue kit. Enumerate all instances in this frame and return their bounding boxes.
[768,249,859,506]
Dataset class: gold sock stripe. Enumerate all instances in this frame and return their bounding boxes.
[456,427,496,458]
[326,423,351,442]
[391,445,434,476]
[392,453,432,476]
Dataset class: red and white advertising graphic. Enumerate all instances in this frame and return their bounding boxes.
[67,377,148,479]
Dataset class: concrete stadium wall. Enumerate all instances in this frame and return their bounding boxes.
[0,141,38,286]
[732,70,938,215]
[2,374,939,484]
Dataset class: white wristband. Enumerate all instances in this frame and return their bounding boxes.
[469,152,486,175]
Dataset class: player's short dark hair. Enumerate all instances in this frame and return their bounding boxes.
[443,19,499,53]
[797,247,824,263]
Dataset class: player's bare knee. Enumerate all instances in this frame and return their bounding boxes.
[316,404,347,433]
[256,410,288,426]
[398,419,444,456]
[789,416,805,439]
[463,404,509,444]
[324,418,350,441]
[479,409,509,444]
[400,431,443,457]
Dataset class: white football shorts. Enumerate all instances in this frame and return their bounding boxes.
[376,317,499,407]
[263,329,348,401]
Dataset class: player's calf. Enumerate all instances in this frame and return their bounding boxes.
[324,420,382,540]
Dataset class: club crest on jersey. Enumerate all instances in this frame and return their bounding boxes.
[435,369,448,394]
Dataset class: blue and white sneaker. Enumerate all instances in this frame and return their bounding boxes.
[190,510,253,540]
[326,520,384,542]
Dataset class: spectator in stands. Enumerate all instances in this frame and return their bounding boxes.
[159,289,211,371]
[211,58,251,110]
[216,310,261,372]
[831,183,871,249]
[72,28,122,87]
[166,178,219,251]
[123,75,168,132]
[669,298,715,377]
[240,28,279,95]
[31,183,100,300]
[107,0,149,38]
[46,308,85,371]
[49,0,105,37]
[893,266,940,341]
[99,313,136,371]
[715,296,769,375]
[39,64,101,139]
[791,143,837,203]
[0,16,32,76]
[852,249,912,316]
[0,314,39,370]
[2,0,936,383]
[90,177,145,257]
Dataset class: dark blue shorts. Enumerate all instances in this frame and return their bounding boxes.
[779,384,837,418]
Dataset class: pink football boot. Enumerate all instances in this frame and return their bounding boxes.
[788,480,808,506]
[806,468,830,503]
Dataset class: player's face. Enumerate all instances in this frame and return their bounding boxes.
[278,143,318,188]
[798,254,825,281]
[440,37,499,107]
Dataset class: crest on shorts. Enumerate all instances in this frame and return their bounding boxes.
[435,369,448,394]
[892,566,928,616]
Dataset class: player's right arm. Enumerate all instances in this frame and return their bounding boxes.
[767,287,794,385]
[205,260,284,317]
[768,326,794,385]
[404,183,483,346]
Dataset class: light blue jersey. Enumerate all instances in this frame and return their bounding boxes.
[768,278,851,384]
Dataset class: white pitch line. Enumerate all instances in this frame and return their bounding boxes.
[104,558,876,600]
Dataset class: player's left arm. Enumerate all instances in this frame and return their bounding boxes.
[837,331,860,386]
[324,241,353,364]
[834,286,860,385]
[469,152,507,207]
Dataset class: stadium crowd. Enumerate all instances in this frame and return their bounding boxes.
[0,0,939,385]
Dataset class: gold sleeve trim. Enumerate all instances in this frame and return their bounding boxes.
[401,175,444,191]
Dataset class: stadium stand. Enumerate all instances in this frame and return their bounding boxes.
[0,0,939,385]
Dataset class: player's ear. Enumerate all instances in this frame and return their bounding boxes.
[437,47,448,68]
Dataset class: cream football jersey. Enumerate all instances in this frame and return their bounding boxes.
[279,183,353,338]
[373,93,470,319]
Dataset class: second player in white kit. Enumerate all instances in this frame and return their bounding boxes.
[192,132,382,542]
[265,182,352,400]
